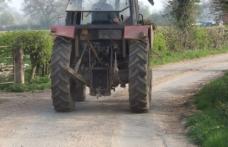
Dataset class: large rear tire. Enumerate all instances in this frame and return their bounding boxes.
[51,37,75,112]
[129,40,152,113]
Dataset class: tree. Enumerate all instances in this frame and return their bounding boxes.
[0,1,16,27]
[0,12,15,26]
[211,0,228,23]
[23,0,66,28]
[139,2,151,18]
[168,0,199,30]
[0,0,10,2]
[166,0,199,49]
[0,0,7,11]
[213,0,228,11]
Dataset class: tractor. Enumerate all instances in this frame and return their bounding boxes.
[51,0,154,113]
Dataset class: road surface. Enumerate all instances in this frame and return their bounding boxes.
[1,53,228,147]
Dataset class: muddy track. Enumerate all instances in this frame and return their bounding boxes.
[1,53,228,147]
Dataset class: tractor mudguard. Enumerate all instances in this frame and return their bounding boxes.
[51,26,76,39]
[124,25,154,48]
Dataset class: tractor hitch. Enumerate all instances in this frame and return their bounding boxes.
[63,66,89,86]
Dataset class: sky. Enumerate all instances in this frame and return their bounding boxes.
[8,0,166,13]
[8,0,23,12]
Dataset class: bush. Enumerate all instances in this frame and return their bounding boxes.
[161,27,183,51]
[207,27,226,49]
[153,30,168,53]
[193,28,210,49]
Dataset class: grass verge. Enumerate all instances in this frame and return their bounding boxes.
[0,76,51,92]
[151,47,228,66]
[186,73,228,147]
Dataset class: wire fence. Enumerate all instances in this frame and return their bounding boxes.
[0,45,14,84]
[0,46,8,48]
[0,64,14,84]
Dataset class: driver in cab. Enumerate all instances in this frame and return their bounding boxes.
[92,0,119,24]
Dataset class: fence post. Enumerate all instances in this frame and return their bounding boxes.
[14,48,25,84]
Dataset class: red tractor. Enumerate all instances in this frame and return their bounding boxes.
[51,0,154,113]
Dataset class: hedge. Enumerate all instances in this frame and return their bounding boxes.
[153,26,227,53]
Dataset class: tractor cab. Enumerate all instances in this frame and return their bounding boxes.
[65,0,154,25]
[67,0,129,25]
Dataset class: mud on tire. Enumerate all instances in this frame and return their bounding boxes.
[51,37,75,112]
[129,40,152,113]
[70,79,86,102]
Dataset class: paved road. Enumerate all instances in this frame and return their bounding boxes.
[1,53,228,147]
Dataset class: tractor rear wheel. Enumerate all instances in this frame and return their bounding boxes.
[129,40,152,113]
[51,37,75,112]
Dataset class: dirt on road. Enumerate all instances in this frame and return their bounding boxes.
[1,53,228,147]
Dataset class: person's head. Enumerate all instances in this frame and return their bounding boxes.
[99,0,107,3]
